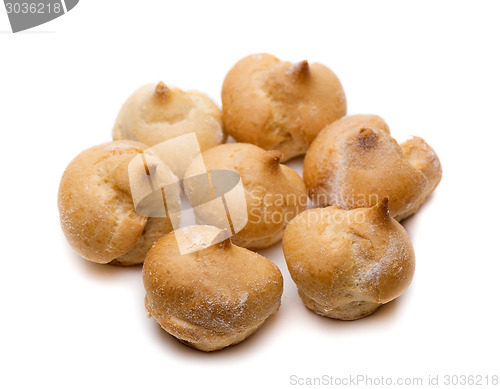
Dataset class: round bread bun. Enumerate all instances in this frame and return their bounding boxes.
[143,225,283,352]
[184,143,308,249]
[58,141,177,265]
[282,199,415,320]
[303,114,442,221]
[113,81,226,151]
[221,53,347,161]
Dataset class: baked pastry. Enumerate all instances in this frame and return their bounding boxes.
[143,225,283,351]
[184,143,308,249]
[113,81,226,151]
[303,114,442,221]
[221,53,347,161]
[58,141,178,265]
[282,199,415,320]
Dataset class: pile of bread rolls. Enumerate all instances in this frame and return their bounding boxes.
[58,53,442,351]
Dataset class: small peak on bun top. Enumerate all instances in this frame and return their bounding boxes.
[287,60,310,81]
[154,81,170,100]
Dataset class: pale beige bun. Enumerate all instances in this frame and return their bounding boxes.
[113,81,226,151]
[303,114,442,221]
[282,199,415,320]
[143,225,283,352]
[184,143,308,249]
[58,141,175,265]
[221,53,347,161]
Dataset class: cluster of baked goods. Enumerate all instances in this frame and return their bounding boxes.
[58,53,441,351]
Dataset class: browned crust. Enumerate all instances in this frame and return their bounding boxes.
[304,114,441,220]
[58,141,151,263]
[142,226,283,351]
[184,143,308,249]
[221,53,347,161]
[282,200,415,320]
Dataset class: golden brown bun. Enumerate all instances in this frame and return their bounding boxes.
[143,225,283,351]
[111,217,173,266]
[113,81,226,151]
[282,199,415,320]
[58,141,175,265]
[184,143,308,249]
[303,114,442,221]
[221,53,347,161]
[398,136,443,220]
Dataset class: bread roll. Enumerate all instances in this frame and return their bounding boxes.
[143,225,283,351]
[303,114,442,221]
[221,53,347,161]
[184,143,308,249]
[58,141,177,265]
[282,199,415,320]
[113,81,226,151]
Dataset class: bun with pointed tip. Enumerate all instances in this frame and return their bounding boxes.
[113,81,226,151]
[58,141,178,265]
[143,225,283,351]
[221,53,347,161]
[184,143,308,249]
[303,114,442,221]
[282,199,415,320]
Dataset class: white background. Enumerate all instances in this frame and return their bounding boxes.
[1,1,499,388]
